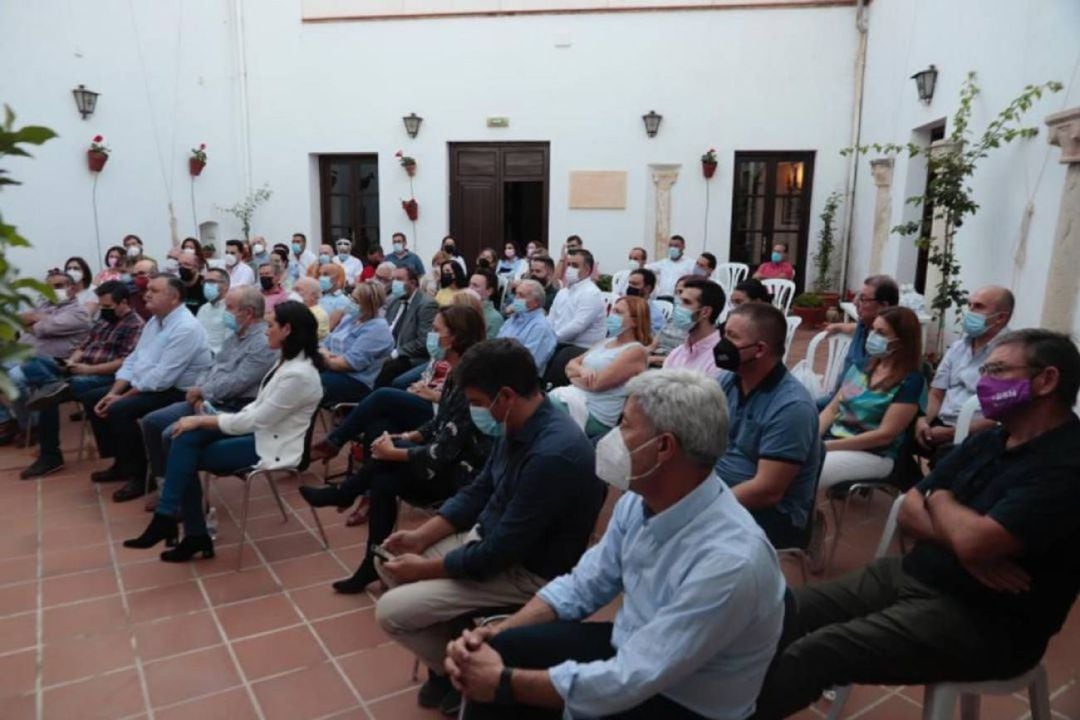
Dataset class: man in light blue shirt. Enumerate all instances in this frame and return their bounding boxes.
[84,274,212,503]
[447,369,785,720]
[498,280,557,376]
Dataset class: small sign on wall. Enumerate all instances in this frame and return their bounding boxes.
[486,117,510,128]
[569,171,628,209]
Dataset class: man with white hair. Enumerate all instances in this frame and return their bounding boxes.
[447,369,786,719]
[293,276,330,339]
[374,261,396,296]
[333,238,364,283]
[498,280,557,375]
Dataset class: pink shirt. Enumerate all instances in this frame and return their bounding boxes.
[262,287,289,314]
[663,330,723,378]
[755,261,795,280]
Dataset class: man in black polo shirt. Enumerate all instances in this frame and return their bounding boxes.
[374,338,604,714]
[754,329,1080,719]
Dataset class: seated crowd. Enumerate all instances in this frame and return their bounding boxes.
[3,228,1079,720]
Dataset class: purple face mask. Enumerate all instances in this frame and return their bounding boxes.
[976,376,1033,421]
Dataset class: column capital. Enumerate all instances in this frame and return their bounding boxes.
[651,166,680,190]
[1046,106,1080,164]
[869,157,894,187]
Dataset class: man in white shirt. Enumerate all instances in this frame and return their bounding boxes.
[543,249,606,387]
[196,268,231,356]
[612,246,648,297]
[648,235,697,298]
[224,239,255,288]
[333,238,364,285]
[291,232,318,274]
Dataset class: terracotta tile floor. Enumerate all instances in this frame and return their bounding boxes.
[0,327,1075,719]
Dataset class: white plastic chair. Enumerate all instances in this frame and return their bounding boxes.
[600,291,616,315]
[654,298,674,322]
[610,269,631,296]
[762,278,796,314]
[953,395,981,445]
[712,262,749,297]
[791,331,853,400]
[782,316,802,364]
[824,494,1052,720]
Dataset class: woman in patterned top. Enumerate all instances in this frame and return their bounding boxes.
[302,304,491,594]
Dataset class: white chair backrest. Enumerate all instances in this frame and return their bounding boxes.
[610,269,630,295]
[654,298,674,321]
[783,316,802,364]
[762,279,796,314]
[600,291,616,315]
[874,494,906,559]
[953,395,981,445]
[802,330,853,394]
[713,263,749,296]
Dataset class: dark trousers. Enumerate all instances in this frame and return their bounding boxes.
[319,372,372,407]
[326,387,433,449]
[34,371,113,460]
[465,622,706,720]
[541,344,587,388]
[83,386,185,480]
[752,557,1045,719]
[375,355,424,389]
[752,506,806,550]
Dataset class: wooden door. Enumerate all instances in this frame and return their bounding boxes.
[449,142,549,263]
[729,151,815,291]
[319,154,380,255]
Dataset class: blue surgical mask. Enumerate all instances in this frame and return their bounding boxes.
[203,283,220,303]
[606,314,624,336]
[222,311,239,334]
[470,396,505,437]
[319,253,331,265]
[962,310,990,338]
[672,305,696,331]
[390,280,406,298]
[771,252,783,263]
[291,242,302,255]
[392,242,405,254]
[509,298,528,315]
[667,246,682,260]
[337,251,350,261]
[426,331,446,360]
[319,276,332,293]
[120,273,132,283]
[865,331,893,358]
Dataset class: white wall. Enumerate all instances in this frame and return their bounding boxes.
[848,0,1080,336]
[2,0,859,285]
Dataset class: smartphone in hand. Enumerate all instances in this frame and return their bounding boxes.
[372,545,396,563]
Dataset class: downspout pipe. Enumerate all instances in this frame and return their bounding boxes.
[838,0,869,295]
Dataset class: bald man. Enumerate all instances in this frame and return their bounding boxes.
[294,276,330,339]
[916,285,1015,460]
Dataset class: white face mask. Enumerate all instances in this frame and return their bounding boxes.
[66,269,84,284]
[224,253,238,267]
[595,428,660,491]
[126,245,142,258]
[252,243,266,256]
[564,266,581,285]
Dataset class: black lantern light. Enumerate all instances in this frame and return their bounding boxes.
[911,65,938,104]
[72,85,99,120]
[402,112,423,139]
[642,110,662,138]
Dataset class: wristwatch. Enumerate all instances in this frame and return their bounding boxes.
[495,667,515,705]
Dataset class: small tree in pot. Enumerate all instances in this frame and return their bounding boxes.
[812,190,842,308]
[790,292,827,329]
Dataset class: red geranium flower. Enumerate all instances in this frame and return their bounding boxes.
[93,135,103,143]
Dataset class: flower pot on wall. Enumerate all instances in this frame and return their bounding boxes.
[189,158,206,176]
[403,162,416,177]
[702,161,717,179]
[87,150,108,173]
[402,199,419,221]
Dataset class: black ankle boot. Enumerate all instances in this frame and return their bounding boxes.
[123,513,179,549]
[332,557,379,594]
[160,534,215,563]
[299,484,351,509]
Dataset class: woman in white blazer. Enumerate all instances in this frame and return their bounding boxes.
[124,301,325,562]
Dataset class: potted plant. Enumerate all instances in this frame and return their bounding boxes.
[701,148,718,179]
[216,183,273,242]
[189,143,207,176]
[790,292,827,328]
[395,150,417,177]
[402,198,419,221]
[812,190,842,309]
[87,134,109,172]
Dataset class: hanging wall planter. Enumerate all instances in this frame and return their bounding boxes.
[402,198,419,221]
[189,143,207,176]
[701,148,718,180]
[87,134,110,173]
[396,150,417,177]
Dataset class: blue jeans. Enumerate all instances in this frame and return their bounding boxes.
[37,374,114,459]
[157,428,258,536]
[142,401,197,480]
[391,363,427,390]
[320,372,372,407]
[327,387,433,449]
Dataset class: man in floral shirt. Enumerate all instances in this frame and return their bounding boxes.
[20,281,144,478]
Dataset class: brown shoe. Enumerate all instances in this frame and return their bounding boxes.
[309,439,341,462]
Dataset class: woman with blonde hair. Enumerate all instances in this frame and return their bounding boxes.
[554,295,652,437]
[318,280,394,406]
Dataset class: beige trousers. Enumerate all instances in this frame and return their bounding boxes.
[374,527,546,673]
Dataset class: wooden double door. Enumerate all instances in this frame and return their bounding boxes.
[449,142,549,263]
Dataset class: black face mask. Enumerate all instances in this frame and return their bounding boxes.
[440,276,454,288]
[477,258,491,269]
[713,338,759,372]
[179,267,196,283]
[260,277,275,291]
[443,245,456,256]
[625,286,642,298]
[99,308,118,324]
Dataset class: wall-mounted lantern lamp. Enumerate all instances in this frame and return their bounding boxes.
[402,112,423,139]
[642,110,663,138]
[911,65,938,104]
[72,85,100,120]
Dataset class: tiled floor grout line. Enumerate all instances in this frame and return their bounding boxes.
[34,476,44,720]
[843,685,903,719]
[210,483,378,720]
[96,486,158,720]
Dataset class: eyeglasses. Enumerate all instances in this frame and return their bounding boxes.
[854,295,878,305]
[978,363,1040,378]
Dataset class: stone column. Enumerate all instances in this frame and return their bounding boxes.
[651,166,680,259]
[868,158,894,275]
[1040,107,1080,333]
